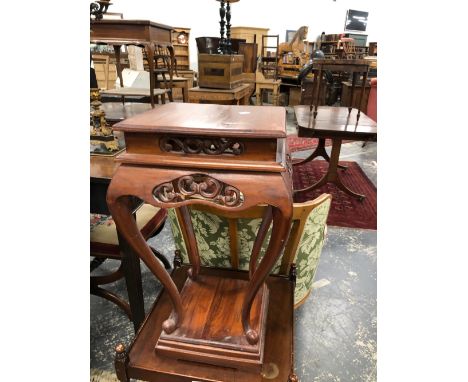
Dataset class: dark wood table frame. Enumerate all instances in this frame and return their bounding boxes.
[90,20,175,108]
[309,59,370,121]
[294,105,377,201]
[91,155,146,332]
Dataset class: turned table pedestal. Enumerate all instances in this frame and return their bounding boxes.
[107,103,297,380]
[294,105,377,200]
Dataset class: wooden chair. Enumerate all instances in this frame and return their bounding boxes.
[90,204,169,319]
[142,45,177,102]
[167,193,331,307]
[92,54,117,90]
[338,37,357,59]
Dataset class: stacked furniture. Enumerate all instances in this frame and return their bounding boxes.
[90,19,175,107]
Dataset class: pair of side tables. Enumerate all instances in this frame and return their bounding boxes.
[106,103,298,381]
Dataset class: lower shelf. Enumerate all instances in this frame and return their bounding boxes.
[156,273,269,371]
[125,266,295,382]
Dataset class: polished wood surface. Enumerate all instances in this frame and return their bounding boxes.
[188,83,254,105]
[294,106,377,200]
[295,105,377,139]
[90,154,120,182]
[101,87,168,105]
[114,102,286,138]
[90,20,173,45]
[100,102,154,124]
[157,275,268,370]
[117,266,294,382]
[107,103,293,372]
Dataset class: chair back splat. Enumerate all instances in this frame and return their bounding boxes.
[168,193,332,307]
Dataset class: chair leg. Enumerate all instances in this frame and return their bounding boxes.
[150,246,171,269]
[90,257,106,272]
[115,344,130,382]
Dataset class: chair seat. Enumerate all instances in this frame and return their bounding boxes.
[91,204,162,247]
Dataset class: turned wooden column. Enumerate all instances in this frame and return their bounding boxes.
[106,102,292,371]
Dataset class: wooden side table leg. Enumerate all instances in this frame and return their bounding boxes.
[113,45,124,89]
[107,195,184,334]
[349,72,357,115]
[256,85,261,106]
[248,206,273,278]
[293,138,348,170]
[167,45,176,102]
[242,203,292,345]
[182,84,188,103]
[145,43,156,108]
[273,84,279,106]
[178,205,200,280]
[313,68,323,119]
[357,70,368,121]
[293,138,342,195]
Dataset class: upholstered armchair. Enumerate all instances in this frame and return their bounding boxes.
[168,194,331,307]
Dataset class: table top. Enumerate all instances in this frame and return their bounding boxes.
[189,83,251,94]
[90,19,173,30]
[314,58,369,66]
[294,106,377,140]
[101,87,168,97]
[154,75,189,82]
[90,154,121,182]
[312,58,369,73]
[101,103,154,123]
[113,103,287,138]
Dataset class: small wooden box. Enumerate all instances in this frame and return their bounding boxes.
[198,53,244,89]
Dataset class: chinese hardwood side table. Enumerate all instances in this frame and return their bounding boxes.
[90,19,174,108]
[106,103,297,380]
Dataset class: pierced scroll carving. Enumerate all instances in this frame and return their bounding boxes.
[160,136,245,156]
[153,174,243,207]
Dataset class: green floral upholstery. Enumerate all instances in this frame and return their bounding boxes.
[168,197,331,307]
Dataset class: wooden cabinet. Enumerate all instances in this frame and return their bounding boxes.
[171,27,191,70]
[230,26,269,54]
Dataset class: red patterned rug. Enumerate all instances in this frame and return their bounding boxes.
[287,136,353,153]
[293,160,377,230]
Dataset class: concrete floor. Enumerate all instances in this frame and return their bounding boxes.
[90,107,377,381]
